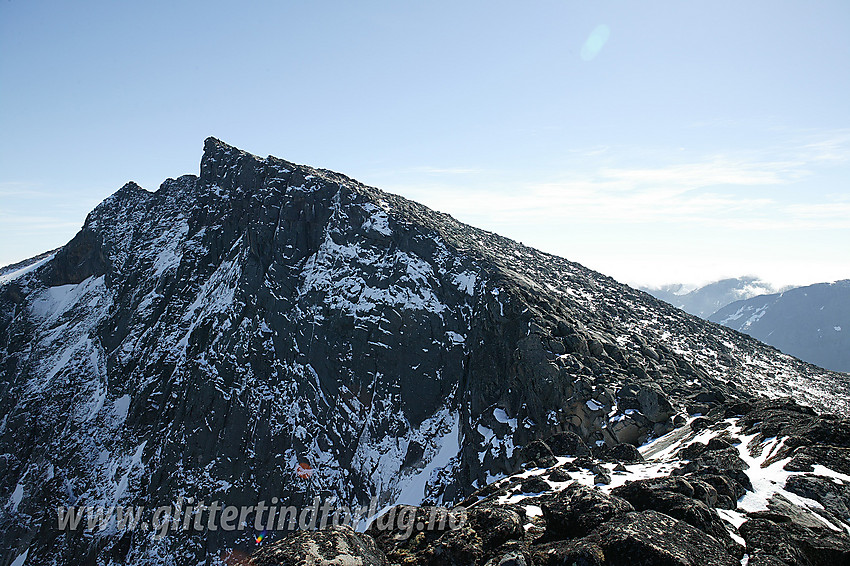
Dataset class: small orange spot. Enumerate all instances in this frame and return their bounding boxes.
[295,462,313,479]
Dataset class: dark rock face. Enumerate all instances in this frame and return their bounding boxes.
[741,517,811,565]
[785,474,850,521]
[274,398,850,565]
[534,511,741,566]
[785,445,850,476]
[583,510,741,566]
[637,386,676,423]
[599,443,644,463]
[364,480,745,565]
[540,483,633,539]
[533,539,607,566]
[519,440,559,469]
[692,474,743,510]
[486,552,530,566]
[734,399,850,479]
[466,506,526,552]
[247,525,387,566]
[546,431,590,457]
[738,398,849,445]
[545,467,573,483]
[740,515,850,566]
[1,139,849,564]
[673,443,753,494]
[518,477,550,495]
[366,503,525,566]
[366,505,466,565]
[419,397,850,566]
[592,467,612,486]
[611,478,743,558]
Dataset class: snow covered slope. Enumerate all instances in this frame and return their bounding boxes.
[0,250,58,286]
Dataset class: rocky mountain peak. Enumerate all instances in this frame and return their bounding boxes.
[117,180,146,194]
[1,139,848,564]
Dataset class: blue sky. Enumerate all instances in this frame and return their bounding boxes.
[1,1,848,287]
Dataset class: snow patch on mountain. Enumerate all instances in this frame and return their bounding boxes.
[300,231,448,317]
[394,411,460,506]
[0,253,55,285]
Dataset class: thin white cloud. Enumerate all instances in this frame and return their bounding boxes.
[370,130,850,288]
[800,132,850,163]
[597,158,803,188]
[0,182,49,197]
[371,165,484,177]
[386,142,850,232]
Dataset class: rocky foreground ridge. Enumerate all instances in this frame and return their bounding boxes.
[1,139,848,564]
[249,398,850,566]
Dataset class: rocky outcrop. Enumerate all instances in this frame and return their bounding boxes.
[570,510,741,566]
[242,397,850,566]
[545,431,591,457]
[248,525,388,566]
[518,441,559,470]
[539,483,633,539]
[740,514,850,565]
[363,504,525,566]
[611,478,743,558]
[785,474,850,521]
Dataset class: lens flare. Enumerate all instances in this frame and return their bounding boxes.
[581,24,610,61]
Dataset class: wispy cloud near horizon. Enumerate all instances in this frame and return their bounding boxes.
[375,131,850,286]
[388,129,846,219]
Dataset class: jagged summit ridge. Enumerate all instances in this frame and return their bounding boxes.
[1,139,848,564]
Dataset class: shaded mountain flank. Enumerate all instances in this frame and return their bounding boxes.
[710,280,850,373]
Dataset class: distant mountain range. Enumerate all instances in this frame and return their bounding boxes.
[641,277,781,319]
[709,280,850,373]
[644,278,850,373]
